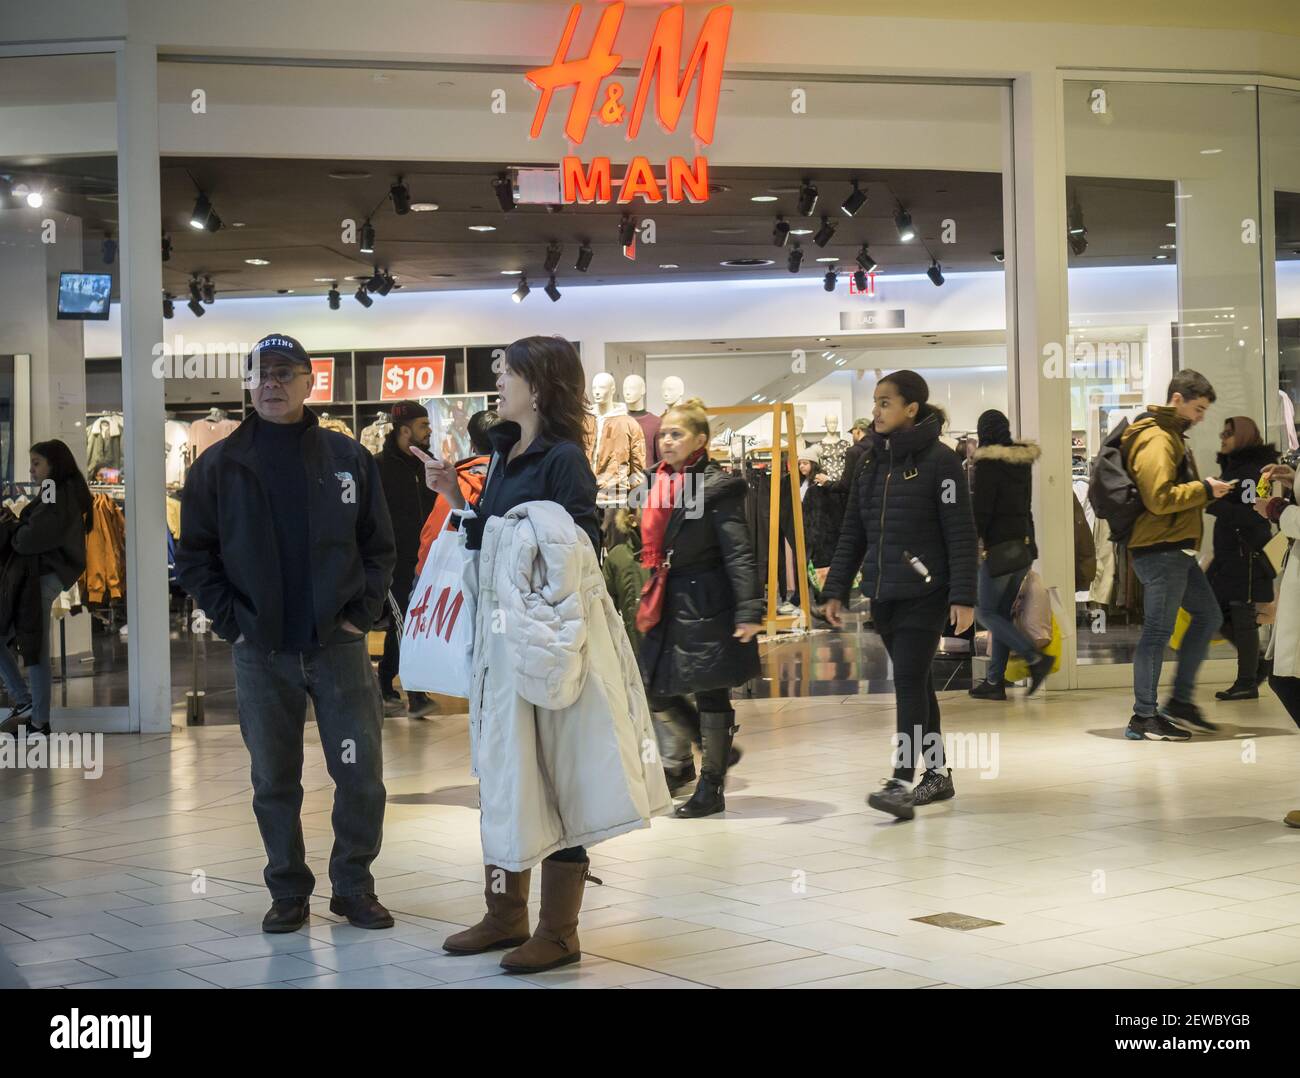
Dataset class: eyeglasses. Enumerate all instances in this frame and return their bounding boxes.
[257,365,306,384]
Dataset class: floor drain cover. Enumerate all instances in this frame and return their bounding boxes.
[911,912,1003,931]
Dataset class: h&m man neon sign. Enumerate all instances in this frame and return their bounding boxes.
[526,2,733,205]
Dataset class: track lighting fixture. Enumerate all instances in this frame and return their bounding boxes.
[354,284,373,308]
[575,242,593,272]
[390,177,412,215]
[813,216,837,248]
[162,294,174,319]
[512,275,530,303]
[377,273,396,297]
[545,275,561,302]
[618,214,637,247]
[992,250,1005,263]
[853,268,868,291]
[840,181,867,217]
[201,276,216,304]
[328,286,340,310]
[823,267,838,292]
[187,297,205,317]
[927,259,944,287]
[102,237,117,265]
[360,220,375,255]
[787,245,804,273]
[894,208,914,242]
[772,217,790,247]
[544,241,562,274]
[366,269,385,293]
[493,172,516,213]
[855,244,877,273]
[161,234,172,262]
[189,192,221,232]
[797,181,818,218]
[1068,197,1088,256]
[188,277,202,303]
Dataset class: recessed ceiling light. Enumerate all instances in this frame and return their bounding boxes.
[817,337,830,342]
[1200,148,1222,154]
[328,170,372,180]
[244,258,270,265]
[658,263,679,269]
[790,228,813,236]
[750,195,778,203]
[500,269,522,275]
[816,257,837,263]
[1159,243,1176,250]
[469,225,496,232]
[1154,254,1170,260]
[1166,221,1176,228]
[313,277,336,282]
[409,202,439,212]
[229,222,245,228]
[711,228,746,235]
[719,258,774,267]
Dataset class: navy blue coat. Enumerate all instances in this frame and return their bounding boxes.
[822,410,978,608]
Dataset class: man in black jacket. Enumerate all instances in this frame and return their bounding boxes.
[176,333,397,935]
[376,400,437,718]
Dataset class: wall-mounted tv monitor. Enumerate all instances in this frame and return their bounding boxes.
[56,272,113,321]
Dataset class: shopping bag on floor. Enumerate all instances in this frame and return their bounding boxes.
[398,514,475,698]
[1004,614,1062,682]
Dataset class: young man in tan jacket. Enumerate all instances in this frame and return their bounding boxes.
[1122,370,1233,740]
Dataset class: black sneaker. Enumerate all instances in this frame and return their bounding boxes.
[1125,714,1191,741]
[1215,682,1258,701]
[406,693,437,719]
[0,701,33,735]
[968,680,1006,700]
[912,768,955,806]
[1160,698,1219,733]
[1026,654,1054,696]
[867,778,915,820]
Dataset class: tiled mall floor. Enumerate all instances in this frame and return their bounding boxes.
[3,685,1300,989]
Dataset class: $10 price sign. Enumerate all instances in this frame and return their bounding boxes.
[380,356,446,400]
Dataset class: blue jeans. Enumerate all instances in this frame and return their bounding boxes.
[232,632,387,900]
[0,573,63,727]
[976,562,1039,683]
[1131,550,1221,717]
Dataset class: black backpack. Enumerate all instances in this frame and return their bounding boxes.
[1087,414,1148,545]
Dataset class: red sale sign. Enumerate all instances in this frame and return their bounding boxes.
[381,356,446,400]
[307,358,335,403]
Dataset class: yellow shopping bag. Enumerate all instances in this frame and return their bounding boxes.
[1169,607,1230,650]
[1005,614,1062,683]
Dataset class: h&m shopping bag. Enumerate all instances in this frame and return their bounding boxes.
[398,514,475,698]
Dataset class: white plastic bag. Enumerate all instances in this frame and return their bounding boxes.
[398,514,475,698]
[1012,569,1052,648]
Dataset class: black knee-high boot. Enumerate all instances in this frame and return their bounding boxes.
[675,712,735,819]
[1216,603,1260,700]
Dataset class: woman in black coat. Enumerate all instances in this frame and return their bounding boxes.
[0,440,91,734]
[637,397,763,818]
[821,371,977,821]
[1207,416,1277,700]
[968,409,1052,700]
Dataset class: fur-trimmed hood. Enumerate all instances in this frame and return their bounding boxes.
[972,441,1040,465]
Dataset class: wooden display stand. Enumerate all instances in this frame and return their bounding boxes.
[708,403,812,636]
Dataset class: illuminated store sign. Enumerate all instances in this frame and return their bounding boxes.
[527,2,733,205]
[382,356,447,399]
[307,358,335,403]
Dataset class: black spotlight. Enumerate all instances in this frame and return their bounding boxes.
[161,234,172,262]
[856,244,877,272]
[512,275,530,303]
[189,192,221,232]
[840,181,867,217]
[854,268,868,291]
[355,284,373,308]
[188,277,202,303]
[366,268,385,293]
[360,221,375,255]
[493,172,516,213]
[545,275,561,302]
[201,276,215,304]
[813,216,837,248]
[797,181,818,217]
[390,177,411,215]
[927,259,944,287]
[787,245,804,273]
[162,295,174,319]
[328,287,341,310]
[187,296,205,317]
[992,250,1005,263]
[377,273,396,297]
[894,208,915,242]
[618,214,637,246]
[544,241,562,273]
[102,237,117,265]
[575,242,593,272]
[823,267,838,292]
[1069,228,1088,257]
[772,216,790,247]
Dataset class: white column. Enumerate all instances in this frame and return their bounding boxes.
[1009,71,1075,687]
[116,42,170,733]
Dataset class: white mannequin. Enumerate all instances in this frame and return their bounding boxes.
[825,414,845,440]
[623,374,647,412]
[794,414,811,454]
[592,371,617,416]
[661,375,685,410]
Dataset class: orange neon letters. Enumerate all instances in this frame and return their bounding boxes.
[562,156,612,203]
[627,4,732,144]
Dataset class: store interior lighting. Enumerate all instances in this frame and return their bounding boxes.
[187,296,205,317]
[894,207,915,242]
[544,241,562,273]
[327,286,340,309]
[377,273,396,296]
[823,267,837,291]
[189,191,221,232]
[853,268,868,291]
[813,216,837,247]
[360,220,376,254]
[354,284,373,307]
[493,172,516,213]
[162,294,174,319]
[618,214,637,246]
[201,276,216,304]
[544,275,561,302]
[772,216,790,247]
[102,237,117,265]
[840,181,867,217]
[927,259,945,286]
[390,177,411,215]
[787,245,803,273]
[512,275,530,303]
[575,242,593,272]
[797,180,818,217]
[856,244,877,272]
[365,268,385,293]
[161,234,172,262]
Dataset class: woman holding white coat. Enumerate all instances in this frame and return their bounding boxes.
[1256,461,1300,830]
[420,335,671,973]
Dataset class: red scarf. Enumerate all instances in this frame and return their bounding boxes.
[636,449,705,631]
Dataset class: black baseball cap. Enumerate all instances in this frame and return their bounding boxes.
[250,333,312,369]
[390,400,429,425]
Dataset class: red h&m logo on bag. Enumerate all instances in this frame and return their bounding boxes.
[406,584,465,643]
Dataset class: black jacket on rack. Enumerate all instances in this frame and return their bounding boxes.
[822,409,978,607]
[377,436,438,600]
[1206,442,1278,605]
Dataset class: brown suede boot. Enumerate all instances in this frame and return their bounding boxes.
[442,865,531,955]
[499,858,593,973]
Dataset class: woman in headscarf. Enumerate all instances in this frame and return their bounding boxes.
[1207,416,1277,700]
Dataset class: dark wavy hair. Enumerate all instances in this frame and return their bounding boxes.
[878,369,948,427]
[504,336,588,447]
[31,439,93,533]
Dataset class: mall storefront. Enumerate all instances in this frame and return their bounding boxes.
[0,2,1298,731]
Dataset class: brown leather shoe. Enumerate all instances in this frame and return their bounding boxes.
[442,865,531,954]
[500,858,593,974]
[1285,810,1300,829]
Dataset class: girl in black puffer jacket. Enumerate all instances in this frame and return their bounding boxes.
[637,397,763,818]
[1207,416,1277,700]
[822,371,978,821]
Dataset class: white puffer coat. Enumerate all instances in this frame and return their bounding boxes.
[468,500,672,872]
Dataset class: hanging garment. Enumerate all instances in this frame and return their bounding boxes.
[1281,390,1299,452]
[583,409,646,493]
[319,415,354,437]
[189,417,240,461]
[629,410,662,466]
[52,582,82,620]
[81,493,127,603]
[86,413,124,479]
[817,436,850,482]
[360,418,391,456]
[165,494,182,541]
[164,419,191,486]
